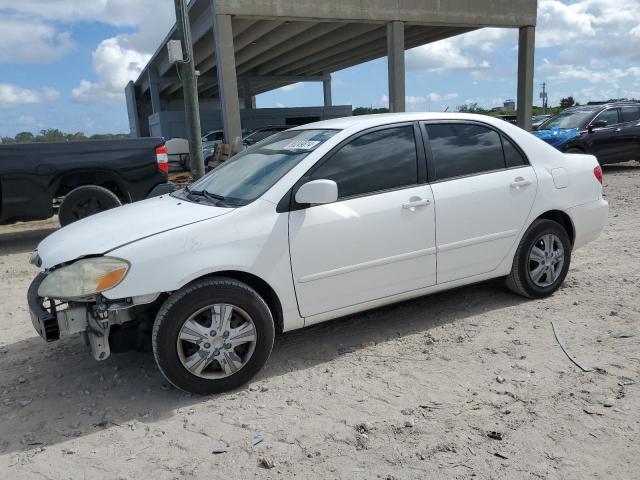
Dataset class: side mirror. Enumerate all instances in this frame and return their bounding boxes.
[295,179,338,205]
[588,120,608,132]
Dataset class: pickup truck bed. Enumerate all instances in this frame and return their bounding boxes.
[0,138,169,225]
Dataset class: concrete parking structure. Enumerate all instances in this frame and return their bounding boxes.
[126,0,538,140]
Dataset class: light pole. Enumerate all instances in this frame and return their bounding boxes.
[173,0,205,179]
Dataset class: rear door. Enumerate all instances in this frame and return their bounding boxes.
[619,106,640,162]
[288,124,436,318]
[422,122,537,283]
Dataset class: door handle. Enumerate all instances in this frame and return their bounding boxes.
[510,177,532,189]
[402,198,431,210]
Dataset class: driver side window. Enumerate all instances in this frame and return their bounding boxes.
[593,108,620,126]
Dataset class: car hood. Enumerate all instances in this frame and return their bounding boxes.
[37,194,233,269]
[533,127,581,148]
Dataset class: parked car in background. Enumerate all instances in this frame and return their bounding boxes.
[532,114,552,129]
[533,102,640,164]
[0,138,170,226]
[202,129,225,148]
[242,125,290,147]
[28,113,607,394]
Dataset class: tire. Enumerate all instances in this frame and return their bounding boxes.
[152,277,275,395]
[58,185,121,227]
[506,219,572,298]
[565,147,584,154]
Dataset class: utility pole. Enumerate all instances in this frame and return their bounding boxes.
[540,82,548,114]
[173,0,205,179]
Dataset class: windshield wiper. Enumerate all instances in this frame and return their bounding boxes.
[185,187,225,202]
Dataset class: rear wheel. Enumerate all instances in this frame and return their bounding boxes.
[506,219,572,298]
[152,277,275,395]
[58,185,121,226]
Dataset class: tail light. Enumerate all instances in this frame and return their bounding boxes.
[156,145,169,174]
[593,165,603,184]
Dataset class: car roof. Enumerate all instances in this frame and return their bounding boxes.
[289,112,515,132]
[565,102,640,112]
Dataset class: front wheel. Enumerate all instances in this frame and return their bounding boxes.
[152,277,275,395]
[506,219,572,298]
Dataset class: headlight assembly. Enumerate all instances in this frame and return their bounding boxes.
[38,257,130,299]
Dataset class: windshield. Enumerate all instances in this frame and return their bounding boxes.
[539,110,596,130]
[182,129,337,206]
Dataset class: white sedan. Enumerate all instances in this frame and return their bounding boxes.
[28,113,608,394]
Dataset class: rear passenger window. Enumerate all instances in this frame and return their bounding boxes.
[310,126,418,199]
[621,107,640,123]
[502,136,527,167]
[426,123,505,180]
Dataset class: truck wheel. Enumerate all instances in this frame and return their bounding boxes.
[152,277,275,395]
[506,219,572,299]
[58,185,121,226]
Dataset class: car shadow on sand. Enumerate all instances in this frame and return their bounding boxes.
[0,278,529,455]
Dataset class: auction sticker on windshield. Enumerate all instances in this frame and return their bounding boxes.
[283,140,321,151]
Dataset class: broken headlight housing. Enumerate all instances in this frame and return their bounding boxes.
[38,257,130,300]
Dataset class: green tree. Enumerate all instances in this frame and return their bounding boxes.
[37,129,66,142]
[15,131,35,143]
[353,107,390,116]
[1,136,15,144]
[560,96,575,109]
[457,103,488,114]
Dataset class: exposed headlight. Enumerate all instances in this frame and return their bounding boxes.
[38,257,130,299]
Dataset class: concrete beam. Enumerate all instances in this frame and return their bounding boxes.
[278,25,386,75]
[215,0,538,28]
[148,67,162,114]
[516,26,535,131]
[213,13,243,148]
[242,78,253,109]
[236,23,343,75]
[234,20,284,51]
[387,21,405,112]
[256,23,378,75]
[234,21,316,66]
[125,81,142,138]
[323,75,332,107]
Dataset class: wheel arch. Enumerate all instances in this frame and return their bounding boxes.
[534,210,575,246]
[51,169,130,202]
[184,270,284,334]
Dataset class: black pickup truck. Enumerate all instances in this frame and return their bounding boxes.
[0,138,172,226]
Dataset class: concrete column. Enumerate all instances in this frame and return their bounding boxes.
[212,12,242,149]
[124,81,141,138]
[387,21,405,113]
[516,26,535,131]
[323,74,332,107]
[148,67,161,114]
[243,78,253,109]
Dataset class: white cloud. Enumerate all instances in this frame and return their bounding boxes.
[0,83,59,106]
[277,83,302,92]
[379,93,459,111]
[0,17,75,63]
[72,37,152,102]
[406,40,490,72]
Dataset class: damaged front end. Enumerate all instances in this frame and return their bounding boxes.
[27,267,162,361]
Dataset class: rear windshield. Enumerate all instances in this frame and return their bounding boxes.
[180,129,337,206]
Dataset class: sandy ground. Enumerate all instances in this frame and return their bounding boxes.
[0,164,639,480]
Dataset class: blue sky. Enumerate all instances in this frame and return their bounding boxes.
[1,0,640,137]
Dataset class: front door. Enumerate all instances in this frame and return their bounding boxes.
[586,107,623,164]
[423,122,538,283]
[288,124,437,318]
